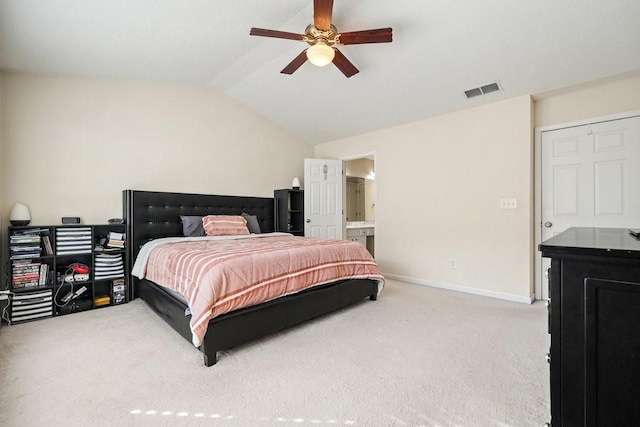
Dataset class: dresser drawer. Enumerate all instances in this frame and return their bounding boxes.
[11,289,53,323]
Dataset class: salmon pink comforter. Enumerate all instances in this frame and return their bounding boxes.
[131,233,384,346]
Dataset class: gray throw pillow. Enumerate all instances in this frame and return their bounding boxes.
[241,213,262,234]
[180,215,205,237]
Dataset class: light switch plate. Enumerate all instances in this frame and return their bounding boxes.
[500,198,518,209]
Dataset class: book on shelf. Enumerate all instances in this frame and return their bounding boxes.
[10,232,43,259]
[39,264,49,285]
[112,278,126,305]
[91,230,126,252]
[106,231,126,249]
[107,231,125,240]
[10,235,41,244]
[11,260,49,288]
[10,250,41,258]
[42,235,53,255]
[11,227,51,235]
[106,239,125,248]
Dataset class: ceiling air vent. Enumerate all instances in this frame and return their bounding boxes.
[464,88,483,99]
[464,81,502,99]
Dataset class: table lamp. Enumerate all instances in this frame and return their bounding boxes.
[10,203,31,226]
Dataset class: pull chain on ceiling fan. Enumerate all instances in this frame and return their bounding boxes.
[250,0,392,77]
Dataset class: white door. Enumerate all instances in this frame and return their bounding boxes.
[304,158,345,239]
[540,116,640,299]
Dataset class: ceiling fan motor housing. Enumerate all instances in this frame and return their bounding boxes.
[303,24,338,46]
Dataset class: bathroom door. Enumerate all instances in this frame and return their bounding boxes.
[304,158,345,239]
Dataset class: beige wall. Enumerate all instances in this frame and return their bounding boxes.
[534,71,640,127]
[3,70,637,300]
[0,73,6,293]
[316,95,534,302]
[0,73,3,235]
[0,74,313,225]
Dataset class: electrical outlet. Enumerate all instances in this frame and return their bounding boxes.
[449,259,457,269]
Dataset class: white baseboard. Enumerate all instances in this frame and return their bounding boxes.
[383,273,534,304]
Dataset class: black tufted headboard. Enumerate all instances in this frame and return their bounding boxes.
[123,189,275,276]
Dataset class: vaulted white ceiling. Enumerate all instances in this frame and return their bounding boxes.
[1,0,639,144]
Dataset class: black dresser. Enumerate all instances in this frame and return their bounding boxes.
[539,227,640,426]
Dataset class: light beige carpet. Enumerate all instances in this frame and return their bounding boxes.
[0,279,550,426]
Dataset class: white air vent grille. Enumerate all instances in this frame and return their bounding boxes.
[464,81,502,99]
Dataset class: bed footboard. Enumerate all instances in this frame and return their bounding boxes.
[200,278,378,366]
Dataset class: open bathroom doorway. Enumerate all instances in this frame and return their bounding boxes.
[344,154,376,258]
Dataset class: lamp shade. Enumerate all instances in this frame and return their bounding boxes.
[306,42,335,67]
[10,203,31,226]
[292,177,301,190]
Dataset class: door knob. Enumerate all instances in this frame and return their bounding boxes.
[306,219,311,223]
[544,222,553,228]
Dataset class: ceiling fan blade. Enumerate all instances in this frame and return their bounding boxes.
[339,28,393,45]
[332,48,359,78]
[250,28,304,41]
[281,50,308,75]
[314,0,333,31]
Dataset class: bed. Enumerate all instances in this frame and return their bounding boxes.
[123,189,383,366]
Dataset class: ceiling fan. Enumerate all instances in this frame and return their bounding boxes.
[249,0,392,78]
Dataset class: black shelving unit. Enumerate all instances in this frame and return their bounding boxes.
[6,224,128,323]
[274,189,304,236]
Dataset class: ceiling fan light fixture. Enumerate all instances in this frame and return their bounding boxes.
[306,41,335,67]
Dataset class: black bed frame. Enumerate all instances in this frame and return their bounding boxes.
[123,190,379,366]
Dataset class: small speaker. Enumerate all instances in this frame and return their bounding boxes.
[61,217,81,224]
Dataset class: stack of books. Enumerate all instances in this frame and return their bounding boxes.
[56,227,92,255]
[106,231,125,249]
[9,228,52,258]
[9,234,42,259]
[11,260,50,288]
[94,253,124,280]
